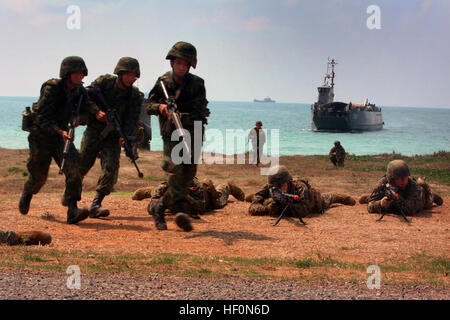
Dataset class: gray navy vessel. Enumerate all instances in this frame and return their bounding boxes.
[311,59,383,131]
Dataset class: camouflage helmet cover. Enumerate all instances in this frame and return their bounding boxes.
[334,141,341,146]
[114,57,140,78]
[166,41,197,68]
[386,160,410,180]
[59,56,88,78]
[268,165,293,186]
[256,121,263,126]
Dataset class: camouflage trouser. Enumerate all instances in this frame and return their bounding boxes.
[160,137,198,212]
[330,155,344,167]
[23,132,82,203]
[212,183,230,209]
[79,127,121,196]
[417,180,434,210]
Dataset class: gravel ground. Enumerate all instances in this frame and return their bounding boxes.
[0,269,448,300]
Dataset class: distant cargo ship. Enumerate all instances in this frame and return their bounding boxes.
[254,97,276,103]
[311,58,383,131]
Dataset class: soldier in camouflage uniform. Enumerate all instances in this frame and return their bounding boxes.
[133,180,245,216]
[19,56,98,224]
[365,160,443,216]
[146,42,210,231]
[329,141,346,167]
[0,230,52,246]
[78,57,144,219]
[248,166,356,220]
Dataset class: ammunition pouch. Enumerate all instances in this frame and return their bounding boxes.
[21,103,37,132]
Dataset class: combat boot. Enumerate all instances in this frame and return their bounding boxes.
[89,192,110,218]
[175,213,193,232]
[17,231,52,246]
[227,182,245,201]
[433,193,443,206]
[67,201,90,224]
[19,190,32,215]
[132,187,153,200]
[359,194,370,204]
[332,194,356,206]
[149,199,167,230]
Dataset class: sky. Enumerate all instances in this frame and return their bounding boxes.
[0,0,449,107]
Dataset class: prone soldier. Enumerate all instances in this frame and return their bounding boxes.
[19,56,98,224]
[0,230,51,246]
[78,57,143,218]
[248,166,356,223]
[133,179,245,214]
[146,41,210,231]
[361,160,443,220]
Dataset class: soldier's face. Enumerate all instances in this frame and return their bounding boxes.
[70,71,85,85]
[172,58,190,77]
[121,72,137,87]
[393,177,409,189]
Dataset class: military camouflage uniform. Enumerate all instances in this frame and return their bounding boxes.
[0,230,52,246]
[147,179,244,215]
[249,166,355,218]
[366,160,443,217]
[79,74,143,196]
[367,177,424,216]
[20,57,98,224]
[147,55,209,215]
[329,141,345,167]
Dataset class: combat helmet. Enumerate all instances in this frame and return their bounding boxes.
[386,160,410,181]
[334,141,341,146]
[268,165,292,186]
[59,56,88,78]
[114,57,140,78]
[166,41,197,68]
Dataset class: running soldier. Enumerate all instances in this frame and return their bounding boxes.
[19,56,98,224]
[146,41,210,231]
[79,57,143,218]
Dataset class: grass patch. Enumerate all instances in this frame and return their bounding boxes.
[23,253,46,263]
[1,249,448,285]
[8,167,24,173]
[410,168,450,184]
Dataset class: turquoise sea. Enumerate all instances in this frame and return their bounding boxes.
[1,96,449,156]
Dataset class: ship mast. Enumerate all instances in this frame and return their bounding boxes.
[327,58,337,88]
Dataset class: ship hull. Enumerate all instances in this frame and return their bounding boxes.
[312,107,383,131]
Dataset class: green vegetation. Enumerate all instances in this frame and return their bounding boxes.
[0,249,446,285]
[143,176,166,182]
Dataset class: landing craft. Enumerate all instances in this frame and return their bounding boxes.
[311,58,384,131]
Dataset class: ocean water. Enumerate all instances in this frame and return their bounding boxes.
[1,96,449,156]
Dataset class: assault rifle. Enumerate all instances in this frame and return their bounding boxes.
[91,89,144,178]
[270,188,307,226]
[376,184,411,223]
[59,91,84,175]
[159,80,191,158]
